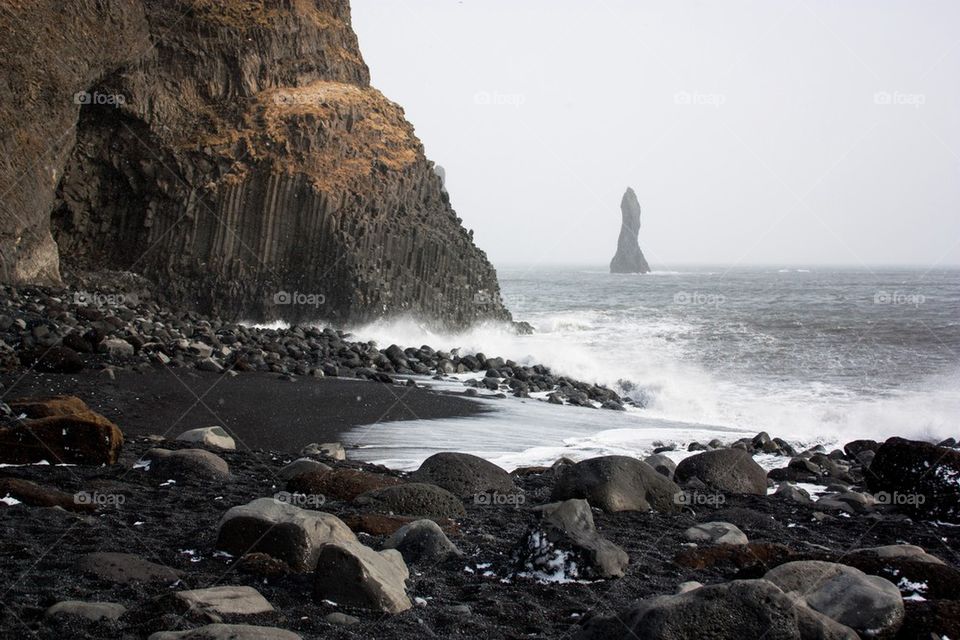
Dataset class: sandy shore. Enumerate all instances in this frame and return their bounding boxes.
[0,370,488,453]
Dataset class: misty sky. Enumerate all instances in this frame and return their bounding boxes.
[351,1,960,268]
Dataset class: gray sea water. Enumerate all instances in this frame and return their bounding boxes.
[345,265,960,469]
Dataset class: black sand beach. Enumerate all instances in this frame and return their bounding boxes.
[0,370,487,453]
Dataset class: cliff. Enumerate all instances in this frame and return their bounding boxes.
[0,0,510,326]
[609,187,651,274]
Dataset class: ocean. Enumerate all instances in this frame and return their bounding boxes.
[343,265,960,471]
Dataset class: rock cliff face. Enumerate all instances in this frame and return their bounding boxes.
[0,0,509,326]
[609,187,651,274]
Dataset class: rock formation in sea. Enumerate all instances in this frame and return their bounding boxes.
[609,187,651,274]
[0,0,510,327]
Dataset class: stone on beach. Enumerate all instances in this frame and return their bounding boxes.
[45,601,127,622]
[175,426,236,450]
[141,448,230,481]
[515,498,629,579]
[410,452,518,498]
[0,395,123,465]
[354,483,467,519]
[764,560,905,637]
[147,624,302,640]
[683,521,749,545]
[866,437,960,523]
[674,448,768,495]
[314,541,412,613]
[215,497,356,571]
[551,455,682,513]
[286,468,401,502]
[574,579,858,639]
[383,519,462,565]
[76,552,183,585]
[278,458,332,481]
[301,442,346,460]
[173,586,274,617]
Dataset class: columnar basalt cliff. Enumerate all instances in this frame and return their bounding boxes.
[609,187,651,274]
[0,0,510,326]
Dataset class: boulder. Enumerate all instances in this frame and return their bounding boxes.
[19,345,84,373]
[0,396,123,465]
[383,519,462,565]
[574,579,857,639]
[147,625,301,640]
[301,442,346,460]
[683,521,748,545]
[674,449,767,495]
[764,560,905,637]
[287,468,400,502]
[341,513,460,537]
[278,458,332,481]
[174,586,273,616]
[141,448,230,481]
[643,453,676,479]
[216,498,357,572]
[551,456,681,513]
[866,437,960,523]
[76,552,183,585]
[45,601,126,622]
[176,427,236,450]
[0,478,95,513]
[354,483,466,519]
[410,452,517,499]
[774,483,814,504]
[514,498,629,580]
[314,542,412,613]
[851,544,943,565]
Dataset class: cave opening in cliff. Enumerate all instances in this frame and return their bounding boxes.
[50,93,171,282]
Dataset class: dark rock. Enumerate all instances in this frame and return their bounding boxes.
[514,498,629,579]
[0,396,123,465]
[574,579,857,639]
[552,456,681,513]
[286,468,400,502]
[76,552,183,585]
[354,483,466,519]
[0,478,95,513]
[383,519,462,565]
[609,187,651,274]
[866,437,960,523]
[19,345,83,373]
[410,452,518,499]
[675,449,767,495]
[142,448,230,481]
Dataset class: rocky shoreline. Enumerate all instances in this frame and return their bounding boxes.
[1,405,959,639]
[0,284,630,413]
[1,286,960,639]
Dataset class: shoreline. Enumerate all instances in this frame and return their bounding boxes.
[0,369,489,454]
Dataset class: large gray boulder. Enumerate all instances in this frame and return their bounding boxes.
[383,519,462,565]
[643,453,676,479]
[45,601,126,622]
[683,521,748,545]
[173,586,274,617]
[609,187,651,274]
[141,448,230,481]
[314,542,412,613]
[575,579,857,639]
[215,498,356,571]
[764,560,905,638]
[514,498,629,580]
[354,483,466,519]
[409,452,517,499]
[147,625,301,640]
[674,449,767,495]
[552,456,681,513]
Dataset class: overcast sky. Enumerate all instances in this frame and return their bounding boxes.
[351,1,960,268]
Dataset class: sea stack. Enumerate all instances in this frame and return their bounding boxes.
[609,187,651,274]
